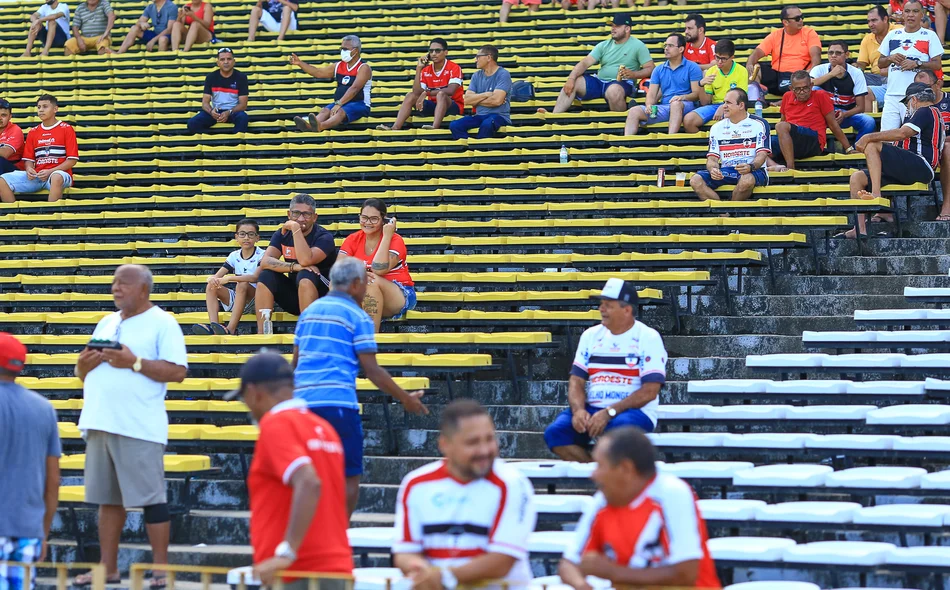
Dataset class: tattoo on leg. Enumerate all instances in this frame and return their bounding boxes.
[363,295,379,316]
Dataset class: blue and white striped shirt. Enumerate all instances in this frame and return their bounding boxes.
[293,291,377,410]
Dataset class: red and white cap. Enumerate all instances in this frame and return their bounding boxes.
[0,332,26,373]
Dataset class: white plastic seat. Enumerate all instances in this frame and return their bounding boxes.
[802,331,876,343]
[805,434,897,450]
[727,583,819,590]
[855,309,928,321]
[764,380,851,394]
[754,501,861,524]
[723,433,807,449]
[656,405,712,420]
[921,469,950,490]
[824,466,927,489]
[707,537,795,561]
[893,436,950,452]
[876,330,950,343]
[785,405,875,420]
[847,381,926,395]
[565,462,596,478]
[226,567,260,586]
[746,354,829,368]
[348,527,396,550]
[782,541,896,566]
[660,461,754,479]
[886,546,950,566]
[697,499,766,521]
[511,461,569,478]
[704,405,792,419]
[528,531,574,553]
[647,433,724,447]
[867,404,950,425]
[823,353,905,368]
[534,494,594,514]
[853,504,950,527]
[924,309,950,320]
[732,464,832,487]
[904,286,950,298]
[902,353,950,368]
[686,379,771,394]
[925,377,950,391]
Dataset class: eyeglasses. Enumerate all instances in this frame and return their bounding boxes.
[429,48,445,54]
[663,43,680,48]
[714,55,731,61]
[236,231,258,238]
[828,50,846,56]
[360,215,382,224]
[288,210,314,219]
[792,86,811,93]
[475,54,489,59]
[784,14,804,21]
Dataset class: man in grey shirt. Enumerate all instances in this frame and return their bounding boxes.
[449,44,512,139]
[116,0,177,53]
[0,333,61,587]
[64,0,115,55]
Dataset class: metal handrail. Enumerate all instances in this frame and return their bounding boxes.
[0,561,106,590]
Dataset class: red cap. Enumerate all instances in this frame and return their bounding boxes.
[0,332,26,373]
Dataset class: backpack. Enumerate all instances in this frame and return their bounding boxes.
[510,80,535,102]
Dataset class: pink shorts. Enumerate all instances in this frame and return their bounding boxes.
[503,0,542,4]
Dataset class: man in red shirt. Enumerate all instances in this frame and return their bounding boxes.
[0,94,78,203]
[0,99,24,175]
[226,352,353,587]
[684,14,715,72]
[766,70,853,170]
[377,38,463,131]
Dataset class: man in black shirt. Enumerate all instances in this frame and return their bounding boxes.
[255,194,337,331]
[916,69,950,221]
[187,48,250,134]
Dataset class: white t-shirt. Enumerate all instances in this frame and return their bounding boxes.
[571,321,667,425]
[707,114,771,168]
[879,26,943,97]
[393,458,537,586]
[38,2,71,37]
[78,306,188,445]
[223,247,265,287]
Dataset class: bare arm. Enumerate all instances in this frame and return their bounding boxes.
[858,125,919,146]
[580,553,699,588]
[190,3,214,30]
[280,0,299,9]
[43,456,59,549]
[746,47,766,70]
[464,89,490,107]
[337,64,372,106]
[478,88,508,108]
[434,82,461,98]
[558,560,592,590]
[567,374,588,414]
[261,245,297,273]
[807,45,821,70]
[0,146,15,159]
[139,359,187,383]
[607,382,661,414]
[920,55,943,71]
[359,352,415,405]
[231,95,249,114]
[102,10,116,37]
[200,93,213,115]
[643,82,660,108]
[371,228,398,273]
[627,60,655,80]
[449,554,517,584]
[824,110,852,151]
[282,464,321,551]
[292,57,335,80]
[566,55,598,84]
[841,97,866,119]
[705,154,721,173]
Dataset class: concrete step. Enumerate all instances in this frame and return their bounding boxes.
[680,314,856,335]
[697,294,913,317]
[739,274,950,296]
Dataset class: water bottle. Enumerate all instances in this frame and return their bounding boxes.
[261,309,273,335]
[559,144,569,164]
[754,101,763,119]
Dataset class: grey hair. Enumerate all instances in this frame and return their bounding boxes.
[116,264,153,292]
[330,257,366,290]
[289,193,316,210]
[912,87,938,103]
[342,35,361,49]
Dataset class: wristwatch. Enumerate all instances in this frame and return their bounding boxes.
[607,407,618,418]
[440,568,458,590]
[132,357,143,373]
[274,541,297,562]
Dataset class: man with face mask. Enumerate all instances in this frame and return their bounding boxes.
[393,399,537,590]
[290,35,372,132]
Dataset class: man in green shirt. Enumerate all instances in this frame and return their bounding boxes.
[546,14,655,113]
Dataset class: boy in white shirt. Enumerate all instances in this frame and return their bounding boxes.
[23,0,71,57]
[194,219,265,335]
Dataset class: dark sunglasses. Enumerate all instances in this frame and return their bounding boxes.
[784,14,804,21]
[429,48,445,53]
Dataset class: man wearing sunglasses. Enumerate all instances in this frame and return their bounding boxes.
[449,44,512,140]
[0,100,24,176]
[810,40,876,139]
[378,38,463,131]
[746,5,822,100]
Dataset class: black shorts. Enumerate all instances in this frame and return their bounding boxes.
[862,143,936,187]
[774,124,823,160]
[257,269,328,315]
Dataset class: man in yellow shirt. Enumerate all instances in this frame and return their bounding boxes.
[684,39,748,133]
[856,5,900,112]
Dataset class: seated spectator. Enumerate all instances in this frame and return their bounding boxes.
[0,100,25,176]
[194,218,264,335]
[585,0,635,8]
[840,82,944,239]
[499,0,540,23]
[810,40,876,139]
[917,70,950,221]
[888,0,905,22]
[116,0,177,53]
[683,39,748,133]
[22,0,71,58]
[856,6,899,112]
[291,35,372,132]
[643,0,685,5]
[64,0,114,55]
[187,48,249,134]
[746,5,821,101]
[684,13,716,71]
[246,0,297,42]
[690,88,770,202]
[338,199,416,331]
[449,45,511,140]
[624,34,702,135]
[256,194,337,330]
[377,38,463,131]
[170,0,213,52]
[766,71,853,171]
[547,14,654,114]
[0,94,77,204]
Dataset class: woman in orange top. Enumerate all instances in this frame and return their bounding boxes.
[171,0,215,52]
[338,198,416,331]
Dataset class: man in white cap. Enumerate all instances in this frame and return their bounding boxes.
[543,279,668,462]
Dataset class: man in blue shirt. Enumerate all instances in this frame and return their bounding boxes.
[116,0,177,52]
[293,257,428,516]
[625,33,703,135]
[449,44,512,140]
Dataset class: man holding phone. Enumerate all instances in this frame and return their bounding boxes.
[377,38,463,131]
[187,47,250,134]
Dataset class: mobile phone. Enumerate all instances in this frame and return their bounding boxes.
[421,55,430,66]
[87,339,122,350]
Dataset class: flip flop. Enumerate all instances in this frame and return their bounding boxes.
[308,113,320,131]
[192,323,214,335]
[74,572,122,587]
[375,124,392,131]
[832,230,868,239]
[149,575,168,589]
[209,322,229,335]
[293,116,311,131]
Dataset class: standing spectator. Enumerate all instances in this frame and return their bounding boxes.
[377,38,463,131]
[194,218,264,336]
[916,69,950,221]
[0,334,60,589]
[293,257,428,516]
[547,15,654,114]
[766,71,854,171]
[746,5,821,100]
[116,0,177,53]
[558,428,720,590]
[246,0,297,42]
[449,45,512,140]
[224,352,353,587]
[878,0,943,130]
[624,34,702,135]
[0,94,78,204]
[857,6,899,112]
[543,279,667,462]
[71,264,188,588]
[840,82,944,239]
[683,39,748,132]
[499,0,539,23]
[256,194,336,330]
[170,0,214,52]
[393,399,537,590]
[0,100,24,176]
[810,41,876,139]
[338,199,416,331]
[186,48,250,134]
[64,0,114,55]
[684,13,716,71]
[290,35,372,132]
[690,88,770,202]
[21,0,71,58]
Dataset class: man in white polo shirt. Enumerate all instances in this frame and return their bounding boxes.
[544,278,668,462]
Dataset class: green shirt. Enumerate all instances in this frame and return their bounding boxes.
[589,36,652,81]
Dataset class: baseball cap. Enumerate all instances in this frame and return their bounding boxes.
[0,99,11,111]
[612,13,633,26]
[594,278,639,306]
[223,351,294,401]
[0,332,27,373]
[902,82,935,104]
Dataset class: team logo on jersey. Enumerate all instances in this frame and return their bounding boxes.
[342,76,352,85]
[625,354,639,368]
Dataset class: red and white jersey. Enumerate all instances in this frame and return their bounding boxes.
[22,120,79,179]
[420,59,465,114]
[685,37,716,65]
[0,122,24,169]
[393,458,537,585]
[707,114,771,168]
[563,474,721,589]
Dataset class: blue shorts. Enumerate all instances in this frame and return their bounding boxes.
[544,404,655,451]
[639,102,697,124]
[691,103,722,125]
[420,100,461,116]
[580,74,637,102]
[0,169,72,194]
[695,166,769,190]
[141,30,169,44]
[309,406,363,477]
[388,281,417,320]
[325,101,371,123]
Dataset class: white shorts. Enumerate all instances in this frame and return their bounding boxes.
[221,286,256,314]
[260,9,297,32]
[881,96,907,132]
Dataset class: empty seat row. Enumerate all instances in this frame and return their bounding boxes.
[746,353,950,371]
